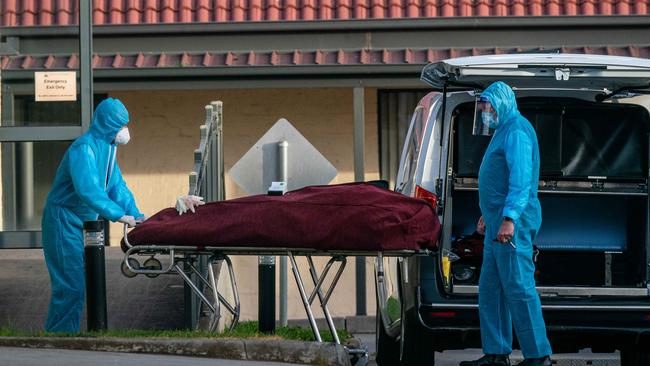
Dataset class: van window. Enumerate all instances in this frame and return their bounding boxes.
[396,106,427,194]
[378,91,428,189]
[455,97,650,180]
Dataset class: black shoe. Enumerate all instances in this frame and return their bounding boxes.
[460,354,511,366]
[514,356,552,366]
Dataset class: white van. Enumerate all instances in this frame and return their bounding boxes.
[375,53,650,366]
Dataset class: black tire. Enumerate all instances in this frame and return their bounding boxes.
[399,306,435,366]
[621,347,650,366]
[375,305,400,366]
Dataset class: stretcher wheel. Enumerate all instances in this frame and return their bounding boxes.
[143,258,162,278]
[121,258,140,278]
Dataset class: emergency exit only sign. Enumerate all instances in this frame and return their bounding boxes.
[34,71,77,102]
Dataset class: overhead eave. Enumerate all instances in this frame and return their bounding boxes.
[2,16,650,37]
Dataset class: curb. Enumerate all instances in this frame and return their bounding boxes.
[285,315,376,334]
[0,337,352,366]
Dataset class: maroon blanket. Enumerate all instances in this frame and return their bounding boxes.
[124,183,440,251]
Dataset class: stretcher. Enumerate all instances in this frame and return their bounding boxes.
[120,183,440,346]
[122,227,432,343]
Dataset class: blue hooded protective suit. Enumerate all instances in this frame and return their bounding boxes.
[42,98,142,332]
[477,82,552,358]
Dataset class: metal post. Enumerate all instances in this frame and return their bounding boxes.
[211,101,225,201]
[279,140,289,326]
[84,220,107,332]
[183,256,199,330]
[205,104,217,203]
[353,86,367,316]
[16,142,34,230]
[646,134,650,291]
[258,255,276,333]
[79,0,93,132]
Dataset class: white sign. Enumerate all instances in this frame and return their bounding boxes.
[230,118,338,195]
[34,71,77,102]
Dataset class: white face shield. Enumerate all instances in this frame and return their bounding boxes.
[472,96,494,136]
[114,127,131,145]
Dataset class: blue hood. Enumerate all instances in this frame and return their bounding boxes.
[89,98,129,142]
[480,81,519,128]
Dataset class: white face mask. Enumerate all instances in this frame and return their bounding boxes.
[481,111,499,129]
[114,127,130,145]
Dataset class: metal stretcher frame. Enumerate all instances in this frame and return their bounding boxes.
[121,225,431,344]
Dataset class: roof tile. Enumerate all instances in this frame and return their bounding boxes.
[247,51,256,65]
[250,0,263,21]
[337,0,352,18]
[267,0,281,20]
[202,52,213,66]
[112,53,123,68]
[43,54,55,69]
[285,0,298,19]
[354,0,369,19]
[225,51,235,65]
[215,0,229,21]
[20,55,33,69]
[144,0,157,23]
[196,0,210,21]
[321,0,335,20]
[65,53,78,68]
[134,52,145,67]
[180,1,194,22]
[157,53,168,67]
[3,47,650,72]
[381,48,390,63]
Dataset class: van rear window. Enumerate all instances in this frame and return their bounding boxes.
[455,97,650,180]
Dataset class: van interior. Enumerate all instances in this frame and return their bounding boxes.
[448,97,650,297]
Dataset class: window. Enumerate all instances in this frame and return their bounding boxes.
[378,90,428,189]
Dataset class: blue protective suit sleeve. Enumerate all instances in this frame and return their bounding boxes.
[108,164,143,218]
[68,144,126,222]
[502,129,533,222]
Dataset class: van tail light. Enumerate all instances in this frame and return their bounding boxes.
[415,185,437,209]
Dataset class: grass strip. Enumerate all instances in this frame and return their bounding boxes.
[0,321,351,343]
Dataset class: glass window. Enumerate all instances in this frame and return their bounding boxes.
[1,141,72,231]
[396,106,426,195]
[1,6,82,127]
[10,97,82,127]
[378,90,429,189]
[1,94,106,127]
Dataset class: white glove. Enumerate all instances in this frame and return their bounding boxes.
[118,215,136,228]
[135,215,148,224]
[175,195,205,215]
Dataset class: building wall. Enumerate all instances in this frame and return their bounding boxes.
[109,88,380,320]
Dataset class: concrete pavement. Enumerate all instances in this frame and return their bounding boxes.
[354,334,621,366]
[0,336,350,366]
[0,347,298,366]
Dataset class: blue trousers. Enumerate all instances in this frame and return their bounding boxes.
[42,204,85,333]
[478,217,552,358]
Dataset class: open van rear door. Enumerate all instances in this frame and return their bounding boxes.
[421,53,650,93]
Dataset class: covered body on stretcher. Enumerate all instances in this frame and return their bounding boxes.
[120,183,441,343]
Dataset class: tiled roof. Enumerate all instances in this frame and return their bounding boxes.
[1,0,649,26]
[3,46,649,71]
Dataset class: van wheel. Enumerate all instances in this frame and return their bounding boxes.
[399,306,435,365]
[375,306,400,365]
[621,347,650,366]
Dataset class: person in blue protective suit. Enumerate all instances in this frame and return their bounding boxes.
[42,98,144,333]
[460,82,552,366]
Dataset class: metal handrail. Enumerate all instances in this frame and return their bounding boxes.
[189,101,222,198]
